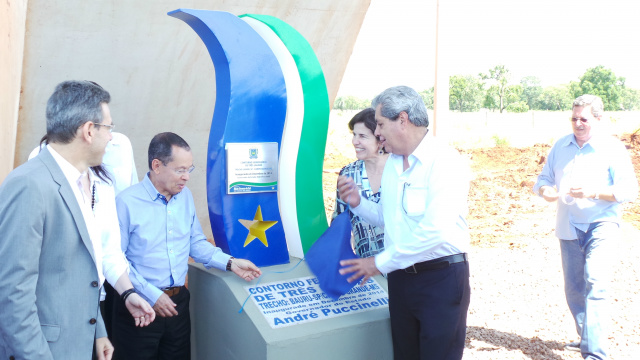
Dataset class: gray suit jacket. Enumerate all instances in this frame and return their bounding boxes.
[0,147,106,360]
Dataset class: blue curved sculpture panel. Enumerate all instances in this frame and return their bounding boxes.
[168,9,289,267]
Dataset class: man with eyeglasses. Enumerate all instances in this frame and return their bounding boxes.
[0,80,122,359]
[112,132,261,359]
[337,86,471,359]
[534,94,637,359]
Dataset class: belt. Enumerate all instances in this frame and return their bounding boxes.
[162,286,182,297]
[404,253,468,274]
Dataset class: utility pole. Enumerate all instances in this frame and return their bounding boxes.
[432,0,440,136]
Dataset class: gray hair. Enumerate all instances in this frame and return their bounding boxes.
[371,86,429,127]
[573,94,604,118]
[46,80,111,144]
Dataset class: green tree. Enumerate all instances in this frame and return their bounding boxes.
[480,65,511,113]
[506,101,529,113]
[449,75,484,112]
[333,95,370,110]
[419,87,434,110]
[505,84,523,106]
[573,65,625,111]
[484,83,522,112]
[539,85,573,110]
[520,76,543,110]
[483,85,499,111]
[621,88,640,110]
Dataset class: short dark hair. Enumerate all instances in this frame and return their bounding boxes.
[348,108,377,134]
[148,132,191,170]
[46,80,111,144]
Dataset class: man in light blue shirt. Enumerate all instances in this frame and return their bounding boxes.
[534,94,638,359]
[113,132,261,360]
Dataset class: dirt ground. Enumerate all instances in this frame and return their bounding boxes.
[322,133,640,359]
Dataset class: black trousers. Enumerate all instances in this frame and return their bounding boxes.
[112,286,190,360]
[101,281,117,340]
[388,260,470,360]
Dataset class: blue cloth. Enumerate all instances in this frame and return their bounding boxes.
[116,173,231,306]
[533,133,638,240]
[305,211,362,301]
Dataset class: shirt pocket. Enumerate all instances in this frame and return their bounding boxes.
[402,185,427,217]
[41,324,61,342]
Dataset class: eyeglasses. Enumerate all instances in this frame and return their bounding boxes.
[93,123,115,132]
[166,164,195,175]
[571,117,590,123]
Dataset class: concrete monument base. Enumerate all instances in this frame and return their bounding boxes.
[188,257,392,360]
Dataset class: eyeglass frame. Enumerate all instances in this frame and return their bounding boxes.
[164,163,195,175]
[93,122,116,132]
[570,117,590,123]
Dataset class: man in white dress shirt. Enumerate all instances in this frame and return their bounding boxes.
[338,86,471,360]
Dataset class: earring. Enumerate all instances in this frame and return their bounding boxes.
[378,148,384,155]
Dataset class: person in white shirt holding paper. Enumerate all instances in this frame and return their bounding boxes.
[338,86,471,360]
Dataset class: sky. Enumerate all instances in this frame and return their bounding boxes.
[337,0,640,99]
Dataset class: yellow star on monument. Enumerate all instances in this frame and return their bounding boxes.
[238,205,278,247]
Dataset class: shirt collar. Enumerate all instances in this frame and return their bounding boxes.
[390,129,431,174]
[410,130,433,165]
[48,145,85,188]
[562,132,606,150]
[141,172,177,204]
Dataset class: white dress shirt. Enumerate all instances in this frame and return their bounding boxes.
[47,146,105,287]
[103,132,139,195]
[47,146,130,300]
[351,133,470,274]
[92,169,130,299]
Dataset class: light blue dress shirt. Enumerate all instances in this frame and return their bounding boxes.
[351,133,470,274]
[533,133,638,240]
[116,173,231,305]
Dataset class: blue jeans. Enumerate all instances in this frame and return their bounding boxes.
[560,222,618,360]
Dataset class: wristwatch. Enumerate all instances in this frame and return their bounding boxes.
[226,257,234,271]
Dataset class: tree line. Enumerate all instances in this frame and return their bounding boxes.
[333,89,434,112]
[334,65,640,113]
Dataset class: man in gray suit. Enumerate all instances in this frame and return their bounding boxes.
[0,81,118,359]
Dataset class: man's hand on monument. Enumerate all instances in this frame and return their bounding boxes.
[339,257,381,286]
[337,175,361,208]
[231,258,262,281]
[153,293,178,317]
[125,293,156,327]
